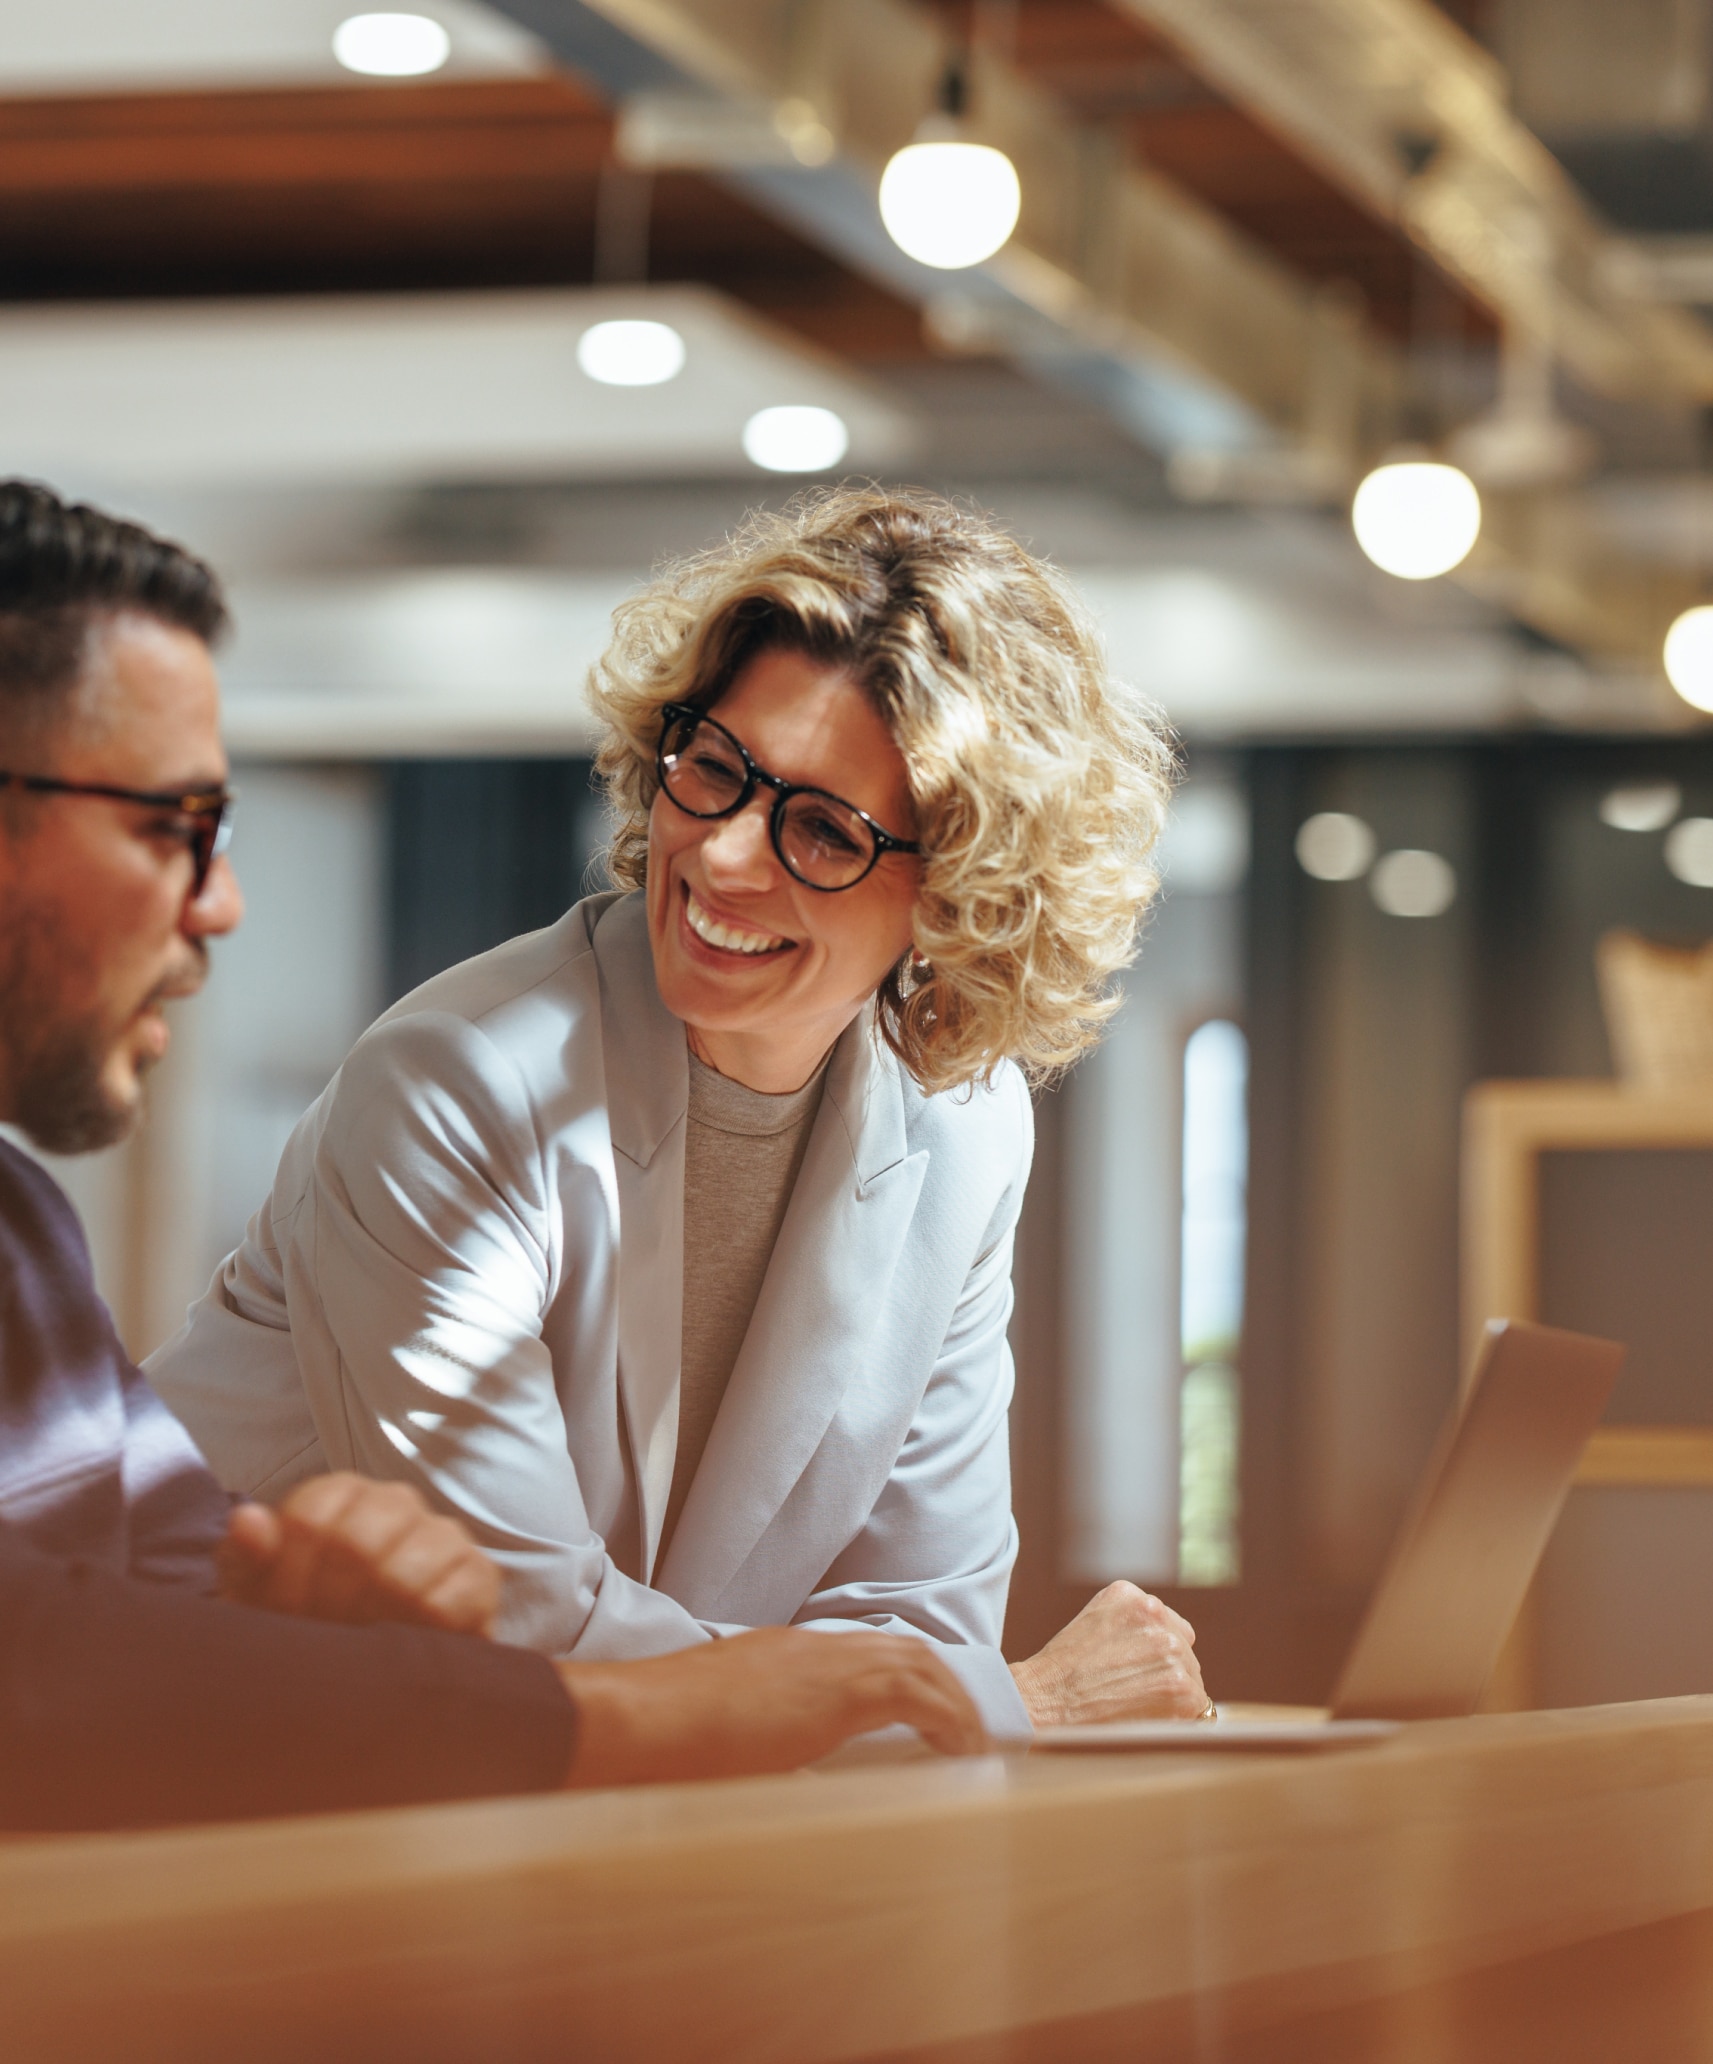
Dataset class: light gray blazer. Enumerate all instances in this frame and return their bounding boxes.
[150,892,1034,1734]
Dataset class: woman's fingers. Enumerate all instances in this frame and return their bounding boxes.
[1011,1581,1208,1725]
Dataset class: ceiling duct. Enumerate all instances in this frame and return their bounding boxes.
[493,0,1403,465]
[1497,0,1713,223]
[1448,328,1599,491]
[481,0,1701,682]
[1110,0,1713,401]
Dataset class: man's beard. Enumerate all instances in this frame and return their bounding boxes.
[9,1030,140,1154]
[0,913,181,1156]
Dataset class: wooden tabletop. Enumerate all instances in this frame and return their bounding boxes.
[9,1696,1713,2064]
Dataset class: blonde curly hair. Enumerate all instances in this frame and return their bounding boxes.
[589,485,1176,1095]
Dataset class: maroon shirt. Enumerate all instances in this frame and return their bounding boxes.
[0,1139,575,1829]
[0,1137,229,1580]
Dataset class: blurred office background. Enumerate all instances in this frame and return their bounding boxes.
[11,0,1713,1707]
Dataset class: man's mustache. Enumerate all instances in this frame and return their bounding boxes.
[143,942,210,1010]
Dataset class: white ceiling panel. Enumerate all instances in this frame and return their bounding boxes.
[222,570,619,755]
[214,551,1585,760]
[0,0,544,93]
[0,287,910,491]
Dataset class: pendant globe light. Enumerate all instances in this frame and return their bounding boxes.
[1665,605,1713,712]
[879,59,1021,271]
[1351,453,1482,580]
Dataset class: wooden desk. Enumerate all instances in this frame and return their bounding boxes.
[9,1700,1713,2064]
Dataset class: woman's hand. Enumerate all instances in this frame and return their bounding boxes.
[1009,1581,1207,1727]
[559,1626,988,1786]
[218,1473,502,1637]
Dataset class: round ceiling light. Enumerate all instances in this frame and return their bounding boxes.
[1351,461,1481,581]
[878,140,1021,270]
[576,320,686,388]
[742,406,849,473]
[332,12,451,76]
[1664,605,1713,713]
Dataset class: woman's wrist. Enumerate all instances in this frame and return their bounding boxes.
[1008,1655,1059,1728]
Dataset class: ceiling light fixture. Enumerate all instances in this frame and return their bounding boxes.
[879,60,1020,271]
[1664,605,1713,713]
[880,134,1021,269]
[1351,460,1482,580]
[575,320,686,387]
[1446,327,1596,493]
[332,12,451,77]
[742,406,849,473]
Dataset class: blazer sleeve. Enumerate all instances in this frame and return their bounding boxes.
[789,1072,1035,1739]
[271,1013,717,1662]
[0,1519,577,1831]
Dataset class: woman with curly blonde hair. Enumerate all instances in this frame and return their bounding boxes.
[156,486,1210,1739]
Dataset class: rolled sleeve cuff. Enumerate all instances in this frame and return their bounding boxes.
[938,1642,1033,1742]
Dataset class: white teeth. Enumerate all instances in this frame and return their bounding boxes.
[685,890,784,956]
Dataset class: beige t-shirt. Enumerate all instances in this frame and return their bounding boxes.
[659,1051,826,1558]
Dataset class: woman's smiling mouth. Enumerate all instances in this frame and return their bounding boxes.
[682,885,792,958]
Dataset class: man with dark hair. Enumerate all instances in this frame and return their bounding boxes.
[0,480,982,1830]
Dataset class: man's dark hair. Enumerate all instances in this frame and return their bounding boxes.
[0,479,229,742]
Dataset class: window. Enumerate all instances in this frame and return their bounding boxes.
[1177,1018,1247,1584]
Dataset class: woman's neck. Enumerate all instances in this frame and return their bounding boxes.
[686,1022,838,1095]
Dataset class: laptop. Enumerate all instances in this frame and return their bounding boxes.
[1036,1319,1625,1751]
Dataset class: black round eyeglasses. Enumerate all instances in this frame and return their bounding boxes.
[656,702,920,893]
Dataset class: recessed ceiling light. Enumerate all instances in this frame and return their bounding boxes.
[333,13,451,77]
[576,320,686,387]
[742,406,849,473]
[1351,461,1481,580]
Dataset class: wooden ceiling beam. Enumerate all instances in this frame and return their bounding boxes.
[915,0,1491,342]
[517,0,1693,673]
[564,0,1405,456]
[0,81,612,196]
[1105,0,1713,400]
[0,78,928,359]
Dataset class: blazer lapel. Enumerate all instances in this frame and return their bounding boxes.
[655,1012,928,1611]
[593,893,687,1583]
